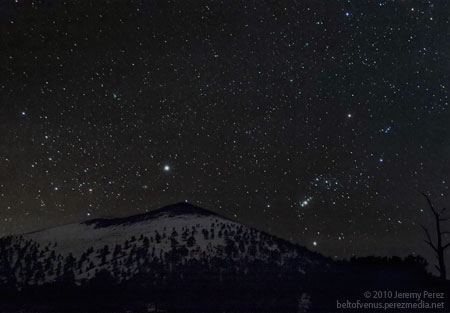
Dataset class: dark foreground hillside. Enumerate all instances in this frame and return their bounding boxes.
[0,255,448,313]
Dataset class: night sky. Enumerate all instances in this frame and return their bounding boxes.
[1,0,449,263]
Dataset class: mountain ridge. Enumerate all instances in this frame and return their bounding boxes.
[18,202,324,264]
[84,202,227,228]
[21,202,228,236]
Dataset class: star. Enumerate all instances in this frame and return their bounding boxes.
[163,165,170,172]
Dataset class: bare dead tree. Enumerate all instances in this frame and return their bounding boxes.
[421,192,450,280]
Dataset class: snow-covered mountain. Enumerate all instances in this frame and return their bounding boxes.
[0,202,328,286]
[0,203,438,313]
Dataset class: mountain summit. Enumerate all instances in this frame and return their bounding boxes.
[84,202,223,228]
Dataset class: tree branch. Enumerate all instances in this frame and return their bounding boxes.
[421,192,438,216]
[425,240,439,254]
[421,225,438,252]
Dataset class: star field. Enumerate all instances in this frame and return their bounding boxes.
[0,0,449,264]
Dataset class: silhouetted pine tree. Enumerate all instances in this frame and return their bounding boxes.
[187,235,196,248]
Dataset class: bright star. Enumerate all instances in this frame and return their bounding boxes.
[164,165,170,172]
[313,241,318,246]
